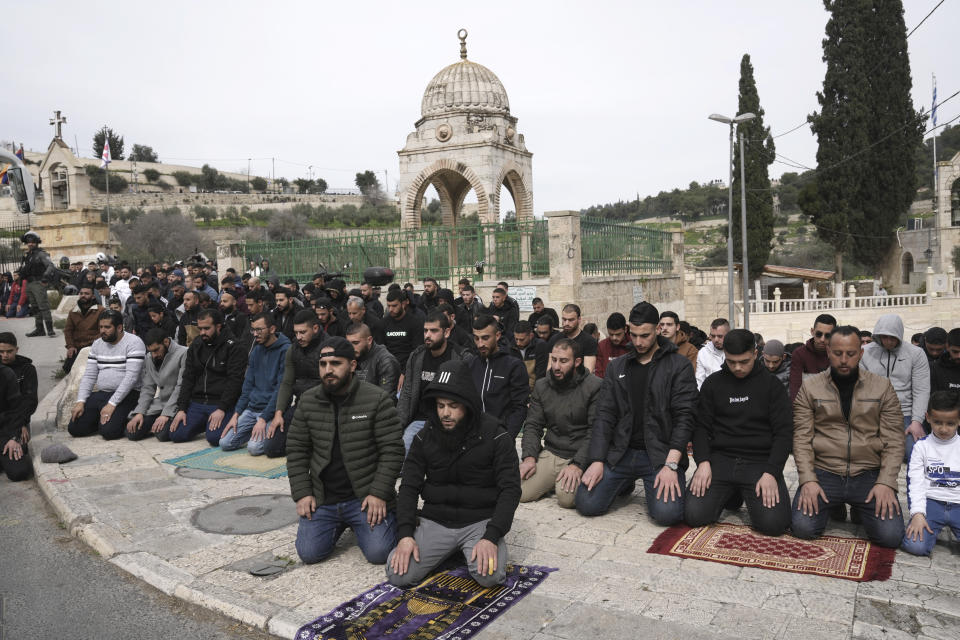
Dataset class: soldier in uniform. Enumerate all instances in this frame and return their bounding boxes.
[19,232,57,338]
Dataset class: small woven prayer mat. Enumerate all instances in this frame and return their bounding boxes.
[296,564,556,640]
[163,447,287,479]
[648,523,895,581]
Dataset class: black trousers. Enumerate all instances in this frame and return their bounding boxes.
[68,390,141,440]
[684,454,791,536]
[126,412,162,441]
[1,442,32,482]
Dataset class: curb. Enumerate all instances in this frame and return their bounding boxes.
[29,385,307,639]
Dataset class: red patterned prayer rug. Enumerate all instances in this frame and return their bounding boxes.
[648,523,895,581]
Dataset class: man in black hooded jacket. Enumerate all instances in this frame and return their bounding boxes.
[386,359,521,588]
[575,302,697,525]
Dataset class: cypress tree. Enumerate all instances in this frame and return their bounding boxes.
[803,0,872,283]
[854,1,925,271]
[731,54,776,281]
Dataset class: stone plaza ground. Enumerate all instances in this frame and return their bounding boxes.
[24,375,960,640]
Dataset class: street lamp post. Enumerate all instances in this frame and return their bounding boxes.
[709,112,756,327]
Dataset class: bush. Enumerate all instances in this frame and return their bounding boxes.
[143,168,160,182]
[172,171,194,187]
[250,176,268,191]
[85,165,128,192]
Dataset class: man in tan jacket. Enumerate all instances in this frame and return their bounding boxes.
[63,283,101,373]
[791,325,905,547]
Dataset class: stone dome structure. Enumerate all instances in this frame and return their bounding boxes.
[421,59,510,117]
[398,29,532,231]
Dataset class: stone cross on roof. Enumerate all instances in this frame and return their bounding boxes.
[49,110,67,139]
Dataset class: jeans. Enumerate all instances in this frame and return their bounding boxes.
[170,402,228,444]
[403,420,426,453]
[684,455,791,536]
[219,408,260,452]
[68,390,141,440]
[574,447,685,525]
[790,468,905,548]
[385,517,509,589]
[6,305,28,318]
[901,499,960,556]
[295,498,397,565]
[125,412,161,441]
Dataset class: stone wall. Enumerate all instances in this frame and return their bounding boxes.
[749,297,960,344]
[89,191,367,212]
[580,274,684,328]
[683,266,742,328]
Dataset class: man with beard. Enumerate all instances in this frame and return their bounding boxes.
[919,327,948,365]
[167,283,186,318]
[125,329,189,441]
[18,231,57,338]
[575,302,697,524]
[126,283,158,338]
[536,304,598,379]
[595,312,631,379]
[313,297,345,337]
[360,281,383,319]
[246,288,267,317]
[0,363,29,481]
[438,302,475,354]
[220,313,291,454]
[68,310,145,440]
[219,290,251,349]
[346,296,385,344]
[789,314,837,400]
[267,309,327,458]
[382,289,424,371]
[685,330,793,536]
[0,333,38,449]
[791,326,905,548]
[527,297,558,329]
[468,314,528,438]
[418,277,441,314]
[64,284,102,373]
[519,339,603,508]
[348,323,400,397]
[176,291,202,347]
[286,336,404,565]
[398,311,473,451]
[510,321,539,389]
[386,359,521,588]
[658,311,697,372]
[169,309,248,444]
[932,329,960,393]
[220,275,248,314]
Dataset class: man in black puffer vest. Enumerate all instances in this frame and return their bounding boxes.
[387,359,521,588]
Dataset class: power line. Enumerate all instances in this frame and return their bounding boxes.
[759,0,948,141]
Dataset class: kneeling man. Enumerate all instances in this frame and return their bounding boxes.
[519,338,603,508]
[685,329,793,535]
[286,337,404,564]
[791,326,905,547]
[387,360,521,588]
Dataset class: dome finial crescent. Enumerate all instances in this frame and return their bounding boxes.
[458,29,468,60]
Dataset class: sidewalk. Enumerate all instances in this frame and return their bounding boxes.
[27,374,960,640]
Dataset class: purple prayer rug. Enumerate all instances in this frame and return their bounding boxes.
[296,564,556,640]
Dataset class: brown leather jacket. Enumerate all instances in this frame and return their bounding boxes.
[793,369,904,490]
[64,302,101,351]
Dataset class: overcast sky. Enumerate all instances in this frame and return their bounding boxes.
[3,1,956,214]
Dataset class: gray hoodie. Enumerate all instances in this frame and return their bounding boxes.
[133,339,188,417]
[859,314,930,423]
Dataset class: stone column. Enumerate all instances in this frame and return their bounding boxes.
[774,287,782,313]
[216,241,246,277]
[847,284,857,309]
[545,210,582,306]
[671,231,685,275]
[926,266,936,299]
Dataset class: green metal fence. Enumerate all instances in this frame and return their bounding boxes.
[580,217,673,276]
[244,219,549,285]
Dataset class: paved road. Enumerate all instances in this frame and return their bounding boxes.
[0,317,275,639]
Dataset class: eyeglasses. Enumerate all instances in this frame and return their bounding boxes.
[814,331,831,339]
[251,327,267,334]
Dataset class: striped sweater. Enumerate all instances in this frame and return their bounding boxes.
[77,332,146,406]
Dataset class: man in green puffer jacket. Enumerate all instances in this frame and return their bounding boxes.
[286,336,404,565]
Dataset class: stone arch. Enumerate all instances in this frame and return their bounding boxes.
[902,252,914,285]
[402,159,490,228]
[494,161,534,222]
[951,177,960,226]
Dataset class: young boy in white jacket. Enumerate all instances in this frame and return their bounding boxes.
[902,390,960,556]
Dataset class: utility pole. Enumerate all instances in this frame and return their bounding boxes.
[272,157,275,193]
[247,158,251,192]
[739,128,750,330]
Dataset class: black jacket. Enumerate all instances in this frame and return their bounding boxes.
[485,301,519,339]
[931,353,960,393]
[692,361,793,476]
[7,355,37,431]
[176,329,248,413]
[273,306,297,342]
[398,360,520,543]
[467,349,529,437]
[223,310,251,349]
[274,334,326,413]
[0,364,24,446]
[586,337,698,470]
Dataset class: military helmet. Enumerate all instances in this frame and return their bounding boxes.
[21,231,41,244]
[59,256,70,268]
